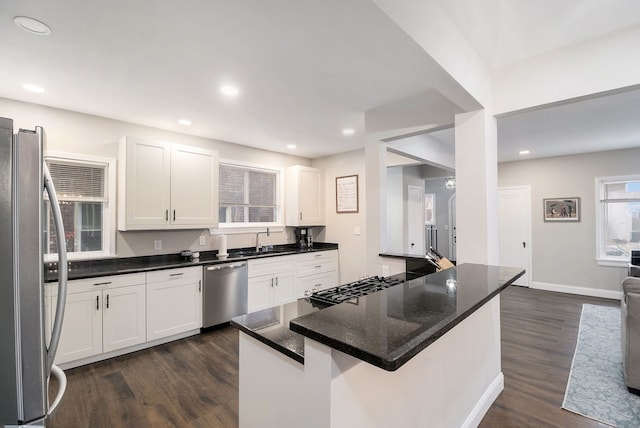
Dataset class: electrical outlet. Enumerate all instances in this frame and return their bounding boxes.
[154,240,162,250]
[199,236,206,246]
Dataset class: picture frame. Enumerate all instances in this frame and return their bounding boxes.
[336,174,359,213]
[425,193,435,225]
[543,197,580,222]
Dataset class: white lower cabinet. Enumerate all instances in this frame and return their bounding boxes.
[297,250,339,298]
[146,266,203,341]
[248,255,297,313]
[51,273,146,365]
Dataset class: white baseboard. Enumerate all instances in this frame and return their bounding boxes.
[531,281,621,301]
[462,372,504,428]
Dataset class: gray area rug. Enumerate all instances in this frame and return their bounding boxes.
[562,304,640,427]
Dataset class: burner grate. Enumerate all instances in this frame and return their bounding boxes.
[310,276,404,307]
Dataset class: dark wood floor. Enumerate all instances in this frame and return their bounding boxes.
[49,286,619,427]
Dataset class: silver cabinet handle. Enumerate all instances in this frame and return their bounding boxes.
[275,277,279,286]
[173,209,176,221]
[93,281,112,286]
[170,272,184,277]
[165,209,169,222]
[106,294,110,309]
[96,295,99,310]
[315,265,322,268]
[198,280,201,292]
[270,278,274,287]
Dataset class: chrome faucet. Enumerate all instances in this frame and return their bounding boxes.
[256,227,270,252]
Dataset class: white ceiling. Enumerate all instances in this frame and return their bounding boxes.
[1,0,640,161]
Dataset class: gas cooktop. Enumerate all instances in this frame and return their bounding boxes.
[309,276,404,308]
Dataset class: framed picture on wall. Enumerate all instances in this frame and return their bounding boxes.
[336,174,359,213]
[543,197,580,222]
[425,193,435,225]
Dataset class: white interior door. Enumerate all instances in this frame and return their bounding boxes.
[407,185,424,255]
[498,186,532,287]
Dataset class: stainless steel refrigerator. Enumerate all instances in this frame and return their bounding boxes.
[1,117,69,427]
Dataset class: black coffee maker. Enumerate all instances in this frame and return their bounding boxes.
[295,227,313,249]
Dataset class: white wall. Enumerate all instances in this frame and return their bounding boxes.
[385,166,404,254]
[1,97,310,257]
[498,148,638,294]
[312,150,367,283]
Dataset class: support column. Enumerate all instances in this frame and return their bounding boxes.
[454,109,499,265]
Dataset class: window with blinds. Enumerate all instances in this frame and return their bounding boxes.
[596,175,640,262]
[44,156,111,257]
[219,163,279,225]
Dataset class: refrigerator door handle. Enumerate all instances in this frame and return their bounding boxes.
[47,364,67,416]
[43,160,68,373]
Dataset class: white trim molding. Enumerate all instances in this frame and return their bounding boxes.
[531,281,622,301]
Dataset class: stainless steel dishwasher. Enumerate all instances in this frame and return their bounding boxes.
[203,261,248,327]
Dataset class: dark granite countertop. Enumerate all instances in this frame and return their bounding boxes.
[290,264,523,371]
[231,299,319,364]
[233,264,524,371]
[45,242,338,282]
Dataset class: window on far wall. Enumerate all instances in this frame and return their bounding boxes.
[44,154,115,260]
[218,162,281,226]
[596,175,640,265]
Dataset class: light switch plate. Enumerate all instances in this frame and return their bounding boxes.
[199,236,206,246]
[354,226,361,235]
[381,265,390,277]
[154,240,162,250]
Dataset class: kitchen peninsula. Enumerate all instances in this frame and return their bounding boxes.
[232,263,524,428]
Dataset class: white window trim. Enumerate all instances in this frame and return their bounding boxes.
[217,158,284,232]
[44,151,116,261]
[595,174,640,267]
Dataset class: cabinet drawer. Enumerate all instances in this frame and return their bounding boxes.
[58,272,146,294]
[297,258,337,277]
[146,266,202,284]
[248,255,297,278]
[297,250,337,263]
[298,272,338,298]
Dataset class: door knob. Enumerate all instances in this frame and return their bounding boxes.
[522,242,526,248]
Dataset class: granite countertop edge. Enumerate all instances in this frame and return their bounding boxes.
[231,319,305,365]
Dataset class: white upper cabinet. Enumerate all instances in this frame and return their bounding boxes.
[118,136,219,230]
[286,165,324,226]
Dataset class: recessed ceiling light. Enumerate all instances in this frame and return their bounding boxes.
[220,85,239,97]
[14,16,51,35]
[342,128,355,136]
[519,150,530,155]
[23,83,44,93]
[286,144,297,150]
[178,119,192,126]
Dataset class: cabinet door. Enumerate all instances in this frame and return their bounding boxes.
[147,278,202,341]
[55,291,102,364]
[103,284,146,353]
[286,166,324,226]
[273,271,297,306]
[299,167,323,225]
[119,137,171,230]
[170,144,219,227]
[248,275,274,313]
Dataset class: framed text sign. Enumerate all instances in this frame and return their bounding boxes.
[336,174,359,213]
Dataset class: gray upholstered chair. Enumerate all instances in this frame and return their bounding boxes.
[622,276,640,394]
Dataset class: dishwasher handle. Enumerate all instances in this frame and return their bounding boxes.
[206,262,247,271]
